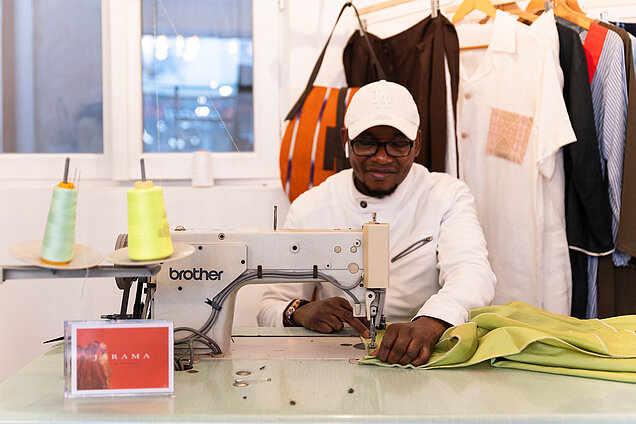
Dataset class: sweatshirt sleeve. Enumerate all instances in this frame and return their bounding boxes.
[415,181,497,326]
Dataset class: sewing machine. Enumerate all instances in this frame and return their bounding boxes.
[145,220,389,355]
[0,220,389,357]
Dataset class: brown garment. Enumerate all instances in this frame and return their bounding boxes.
[597,255,636,317]
[343,15,459,173]
[619,95,636,257]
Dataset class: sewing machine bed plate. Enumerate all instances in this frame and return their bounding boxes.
[226,326,366,360]
[2,328,636,424]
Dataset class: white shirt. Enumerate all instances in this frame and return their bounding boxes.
[530,10,563,90]
[451,11,576,315]
[256,164,496,327]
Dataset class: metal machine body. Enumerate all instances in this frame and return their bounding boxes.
[151,223,389,354]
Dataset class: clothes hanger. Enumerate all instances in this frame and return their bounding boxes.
[526,0,593,29]
[453,0,497,50]
[565,0,585,15]
[524,0,545,14]
[452,0,497,24]
[553,0,593,29]
[495,1,538,23]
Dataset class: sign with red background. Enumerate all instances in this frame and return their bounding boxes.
[66,321,173,397]
[76,326,170,389]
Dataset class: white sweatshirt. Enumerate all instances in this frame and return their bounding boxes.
[257,164,496,326]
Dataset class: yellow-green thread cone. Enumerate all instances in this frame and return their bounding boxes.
[127,181,173,261]
[41,185,77,264]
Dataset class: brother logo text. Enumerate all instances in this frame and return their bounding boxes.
[169,267,224,281]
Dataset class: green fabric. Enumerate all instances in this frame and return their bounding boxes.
[359,301,636,383]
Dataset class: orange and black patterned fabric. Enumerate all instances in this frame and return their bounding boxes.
[279,3,384,202]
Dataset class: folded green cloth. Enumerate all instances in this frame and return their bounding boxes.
[359,301,636,383]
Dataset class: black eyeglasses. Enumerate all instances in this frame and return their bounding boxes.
[350,139,414,158]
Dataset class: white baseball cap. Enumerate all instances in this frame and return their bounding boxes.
[344,80,420,141]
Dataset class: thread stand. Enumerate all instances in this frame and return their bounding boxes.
[105,242,194,266]
[0,265,160,283]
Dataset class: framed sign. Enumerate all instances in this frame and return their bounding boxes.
[64,320,174,397]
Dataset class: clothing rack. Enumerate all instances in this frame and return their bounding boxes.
[358,0,441,17]
[357,0,633,21]
[443,0,633,13]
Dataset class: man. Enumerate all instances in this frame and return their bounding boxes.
[257,80,496,366]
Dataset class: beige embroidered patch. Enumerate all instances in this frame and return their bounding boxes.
[485,108,533,164]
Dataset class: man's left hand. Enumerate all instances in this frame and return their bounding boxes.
[372,316,450,366]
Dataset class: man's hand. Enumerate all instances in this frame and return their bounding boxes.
[372,316,450,366]
[293,297,370,337]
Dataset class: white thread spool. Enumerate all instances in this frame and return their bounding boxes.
[192,149,214,187]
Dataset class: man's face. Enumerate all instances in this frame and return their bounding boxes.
[342,125,421,198]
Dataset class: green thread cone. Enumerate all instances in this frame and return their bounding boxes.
[41,185,77,263]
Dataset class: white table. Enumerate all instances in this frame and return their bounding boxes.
[1,327,636,423]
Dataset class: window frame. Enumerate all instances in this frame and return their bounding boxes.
[0,0,282,183]
[105,0,281,182]
[0,0,111,180]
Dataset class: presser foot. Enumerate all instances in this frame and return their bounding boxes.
[368,316,377,350]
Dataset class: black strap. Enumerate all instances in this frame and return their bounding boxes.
[335,87,348,136]
[285,2,386,121]
[322,88,351,172]
[334,88,352,171]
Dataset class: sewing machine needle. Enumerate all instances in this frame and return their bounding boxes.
[369,316,377,349]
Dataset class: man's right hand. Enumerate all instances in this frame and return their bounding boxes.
[292,297,370,337]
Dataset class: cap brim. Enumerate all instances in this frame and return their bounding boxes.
[347,115,418,140]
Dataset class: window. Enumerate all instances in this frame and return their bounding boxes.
[140,0,254,154]
[0,0,106,178]
[0,0,281,181]
[1,0,103,154]
[109,0,280,181]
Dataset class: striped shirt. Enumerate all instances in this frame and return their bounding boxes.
[584,23,628,318]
